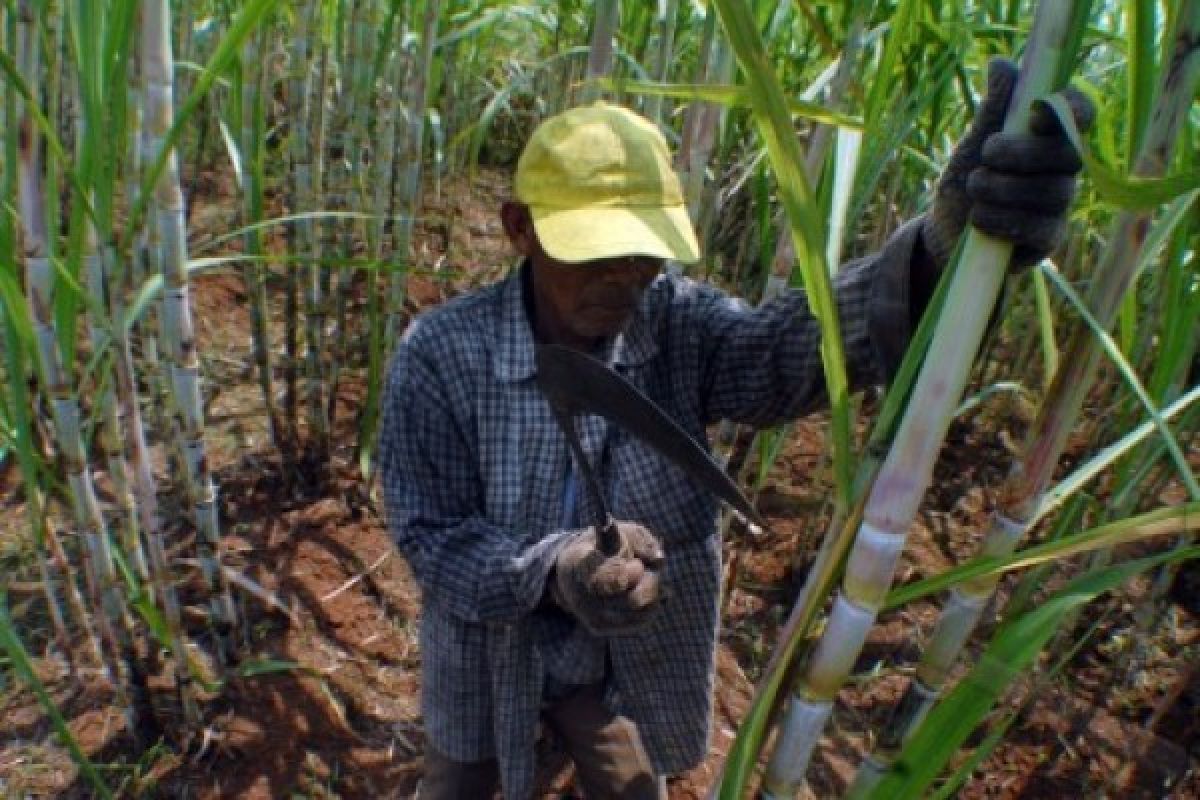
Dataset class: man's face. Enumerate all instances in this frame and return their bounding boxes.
[502,202,662,350]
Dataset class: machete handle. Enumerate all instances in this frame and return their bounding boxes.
[596,515,621,557]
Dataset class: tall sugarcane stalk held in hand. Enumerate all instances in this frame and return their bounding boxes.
[760,4,1091,795]
[852,4,1200,791]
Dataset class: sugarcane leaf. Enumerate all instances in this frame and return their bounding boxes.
[0,266,32,350]
[1031,267,1059,385]
[0,595,114,799]
[826,127,863,269]
[1124,0,1158,159]
[193,210,408,253]
[218,563,297,623]
[0,284,47,547]
[1035,385,1200,522]
[711,0,853,510]
[1040,262,1200,498]
[717,639,793,799]
[1133,189,1199,279]
[437,5,552,48]
[451,45,591,173]
[218,118,245,191]
[1043,92,1200,209]
[848,50,955,231]
[108,541,176,649]
[868,549,1200,798]
[369,0,403,87]
[886,502,1200,607]
[235,659,308,678]
[599,79,865,130]
[100,0,140,177]
[928,614,1105,800]
[862,0,920,130]
[124,274,164,332]
[954,381,1031,418]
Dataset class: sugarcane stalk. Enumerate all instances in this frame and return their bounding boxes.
[17,0,131,703]
[175,0,193,107]
[851,10,1200,791]
[40,0,64,288]
[1,6,7,155]
[66,4,162,737]
[0,0,79,675]
[127,43,169,436]
[759,5,1081,795]
[582,0,619,103]
[84,217,152,585]
[675,16,732,249]
[361,36,401,478]
[759,9,866,298]
[142,0,241,660]
[643,0,679,124]
[17,0,100,656]
[105,239,200,724]
[305,29,332,452]
[33,525,72,661]
[283,1,315,439]
[326,0,378,441]
[241,26,287,453]
[316,5,349,426]
[548,0,576,115]
[436,0,462,168]
[68,4,141,652]
[385,0,439,348]
[321,0,357,442]
[0,288,98,667]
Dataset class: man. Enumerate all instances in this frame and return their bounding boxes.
[379,59,1092,799]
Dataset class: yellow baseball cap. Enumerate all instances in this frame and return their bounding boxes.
[515,102,701,265]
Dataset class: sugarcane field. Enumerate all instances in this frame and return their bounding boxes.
[2,0,1200,797]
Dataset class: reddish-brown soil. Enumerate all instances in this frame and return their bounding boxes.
[0,165,1196,799]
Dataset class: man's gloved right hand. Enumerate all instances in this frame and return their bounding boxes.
[552,520,664,636]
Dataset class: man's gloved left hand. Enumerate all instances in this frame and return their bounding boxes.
[922,57,1096,270]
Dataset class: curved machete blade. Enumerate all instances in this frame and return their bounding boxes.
[534,343,768,531]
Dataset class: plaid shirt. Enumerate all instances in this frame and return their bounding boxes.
[379,220,922,799]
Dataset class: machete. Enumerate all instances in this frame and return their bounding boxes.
[534,343,768,554]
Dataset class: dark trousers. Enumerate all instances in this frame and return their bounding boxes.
[418,684,666,799]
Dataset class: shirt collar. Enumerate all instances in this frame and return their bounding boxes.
[491,261,662,383]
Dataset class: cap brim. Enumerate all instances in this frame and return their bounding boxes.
[530,204,701,265]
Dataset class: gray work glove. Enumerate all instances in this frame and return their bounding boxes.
[923,57,1096,270]
[552,520,664,636]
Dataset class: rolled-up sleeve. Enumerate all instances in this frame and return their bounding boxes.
[377,329,567,625]
[696,218,923,426]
